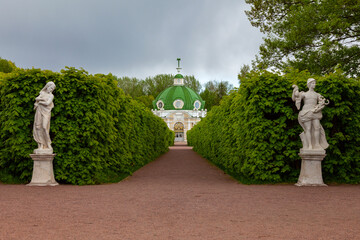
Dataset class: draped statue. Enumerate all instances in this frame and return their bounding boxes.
[33,82,56,154]
[292,78,329,151]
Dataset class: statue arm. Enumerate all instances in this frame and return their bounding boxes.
[34,95,44,109]
[37,94,54,106]
[35,92,47,106]
[292,85,302,110]
[313,93,329,113]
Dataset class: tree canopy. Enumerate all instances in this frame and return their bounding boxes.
[246,0,360,76]
[0,58,17,74]
[200,80,233,111]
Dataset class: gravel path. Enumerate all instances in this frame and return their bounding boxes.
[1,143,360,240]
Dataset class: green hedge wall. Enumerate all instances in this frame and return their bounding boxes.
[187,70,360,184]
[0,67,174,185]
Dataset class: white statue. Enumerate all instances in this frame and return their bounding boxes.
[292,78,329,150]
[33,82,56,154]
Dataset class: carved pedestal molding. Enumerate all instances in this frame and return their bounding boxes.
[295,150,327,187]
[27,154,58,186]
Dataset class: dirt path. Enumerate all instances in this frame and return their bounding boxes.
[1,143,360,240]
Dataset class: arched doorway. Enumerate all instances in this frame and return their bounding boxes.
[174,122,185,142]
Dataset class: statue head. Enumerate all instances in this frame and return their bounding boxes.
[307,78,316,88]
[41,82,56,93]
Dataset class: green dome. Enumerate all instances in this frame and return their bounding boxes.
[153,86,205,110]
[174,74,184,79]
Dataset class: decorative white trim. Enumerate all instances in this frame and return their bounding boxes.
[174,78,184,86]
[173,99,184,109]
[152,109,207,119]
[193,100,201,110]
[156,100,164,110]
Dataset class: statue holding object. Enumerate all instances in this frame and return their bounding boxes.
[28,81,58,186]
[33,81,56,154]
[292,78,329,186]
[292,78,329,152]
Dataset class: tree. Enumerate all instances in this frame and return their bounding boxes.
[200,88,217,111]
[143,74,173,98]
[200,80,233,111]
[238,64,251,84]
[134,95,154,109]
[184,75,201,93]
[0,58,16,73]
[245,0,360,76]
[116,76,145,98]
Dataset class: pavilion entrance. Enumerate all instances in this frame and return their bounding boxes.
[174,122,185,142]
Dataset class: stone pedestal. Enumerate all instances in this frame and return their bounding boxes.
[295,149,327,187]
[27,154,58,186]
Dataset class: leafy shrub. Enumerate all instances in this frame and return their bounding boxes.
[0,67,173,185]
[188,70,360,184]
[0,58,16,73]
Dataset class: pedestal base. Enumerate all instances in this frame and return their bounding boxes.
[295,151,327,187]
[27,154,58,186]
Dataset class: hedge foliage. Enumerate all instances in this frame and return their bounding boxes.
[187,70,360,184]
[0,67,174,185]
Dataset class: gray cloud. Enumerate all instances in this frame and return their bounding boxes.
[0,0,263,87]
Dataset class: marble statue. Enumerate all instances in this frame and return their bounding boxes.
[292,78,329,151]
[33,81,56,154]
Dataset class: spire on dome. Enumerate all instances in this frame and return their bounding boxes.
[174,58,184,86]
[176,58,182,73]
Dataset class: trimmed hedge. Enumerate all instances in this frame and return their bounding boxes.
[0,67,174,185]
[187,70,360,184]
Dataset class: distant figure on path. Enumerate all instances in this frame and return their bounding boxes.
[33,81,56,154]
[292,78,329,150]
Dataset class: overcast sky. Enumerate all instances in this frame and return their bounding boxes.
[0,0,264,87]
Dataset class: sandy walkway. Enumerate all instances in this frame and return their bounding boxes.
[1,143,359,239]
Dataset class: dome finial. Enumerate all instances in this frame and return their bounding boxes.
[174,58,184,86]
[176,58,182,73]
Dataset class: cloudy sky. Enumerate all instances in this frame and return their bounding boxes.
[0,0,264,87]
